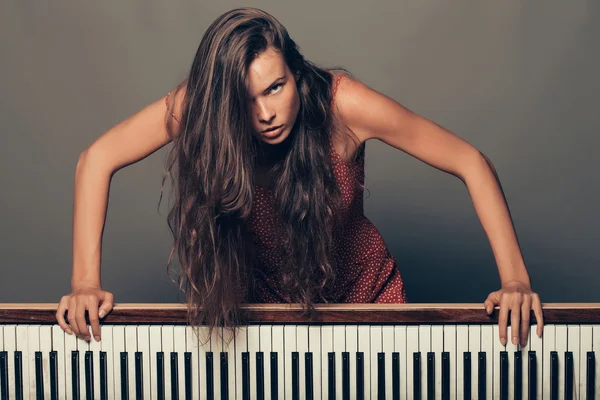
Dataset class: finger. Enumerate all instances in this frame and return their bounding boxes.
[498,296,510,346]
[55,297,73,335]
[510,296,522,346]
[87,298,101,342]
[67,298,81,337]
[531,294,545,337]
[76,302,90,341]
[484,292,499,314]
[98,292,115,319]
[520,296,532,347]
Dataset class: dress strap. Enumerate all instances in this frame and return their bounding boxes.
[332,74,344,99]
[165,91,181,124]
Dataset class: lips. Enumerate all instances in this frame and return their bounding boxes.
[263,125,282,133]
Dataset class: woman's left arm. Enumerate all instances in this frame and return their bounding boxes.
[333,76,544,347]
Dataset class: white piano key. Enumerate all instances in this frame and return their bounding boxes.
[51,325,66,399]
[112,325,125,400]
[222,327,236,400]
[406,326,419,399]
[233,325,247,400]
[125,325,138,400]
[334,325,346,398]
[185,326,200,400]
[492,324,503,399]
[358,325,371,399]
[481,325,493,399]
[320,326,333,400]
[566,325,579,400]
[419,325,431,398]
[345,325,358,399]
[162,325,175,398]
[308,326,322,399]
[431,325,443,399]
[442,325,456,400]
[4,326,17,399]
[247,325,260,399]
[528,323,542,400]
[456,325,468,399]
[88,327,101,400]
[38,326,52,399]
[137,325,151,400]
[382,325,394,399]
[297,325,309,400]
[593,325,600,397]
[149,325,162,400]
[213,326,224,400]
[506,325,518,400]
[556,325,567,400]
[27,325,40,399]
[542,324,556,400]
[259,325,272,399]
[393,325,407,400]
[284,324,296,400]
[468,325,481,398]
[16,325,30,400]
[174,326,187,400]
[100,325,114,400]
[370,325,382,400]
[519,324,531,400]
[579,325,592,400]
[272,326,285,400]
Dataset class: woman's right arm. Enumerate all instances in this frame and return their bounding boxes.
[55,84,187,341]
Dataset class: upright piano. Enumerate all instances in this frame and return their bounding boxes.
[1,303,599,399]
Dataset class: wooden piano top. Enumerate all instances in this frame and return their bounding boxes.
[0,303,599,324]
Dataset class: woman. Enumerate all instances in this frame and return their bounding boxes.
[56,7,544,348]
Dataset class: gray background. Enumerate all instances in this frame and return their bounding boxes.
[1,1,598,304]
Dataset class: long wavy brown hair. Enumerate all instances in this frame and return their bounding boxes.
[158,7,360,344]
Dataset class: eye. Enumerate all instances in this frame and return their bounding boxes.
[270,83,283,94]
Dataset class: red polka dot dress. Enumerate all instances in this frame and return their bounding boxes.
[246,74,408,304]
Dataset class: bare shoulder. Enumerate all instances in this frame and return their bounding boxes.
[330,73,372,145]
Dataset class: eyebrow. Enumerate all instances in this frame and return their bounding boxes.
[252,75,285,99]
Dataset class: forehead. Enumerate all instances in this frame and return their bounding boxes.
[247,48,286,97]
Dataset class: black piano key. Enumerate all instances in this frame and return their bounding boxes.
[270,352,278,400]
[84,351,94,400]
[72,350,80,400]
[241,352,250,400]
[157,352,165,400]
[184,352,192,400]
[35,351,44,400]
[342,352,350,400]
[0,352,7,400]
[120,352,128,400]
[500,351,508,400]
[441,352,450,400]
[550,351,558,400]
[565,351,573,400]
[478,352,486,400]
[291,351,299,400]
[327,352,335,399]
[100,351,108,400]
[356,352,364,400]
[427,352,434,400]
[587,351,595,400]
[135,352,143,400]
[528,351,537,400]
[171,352,179,400]
[392,352,400,400]
[514,351,522,400]
[463,352,471,400]
[305,352,313,400]
[50,351,58,400]
[377,352,385,400]
[14,351,23,400]
[256,351,264,400]
[413,352,421,400]
[206,352,214,400]
[220,352,229,400]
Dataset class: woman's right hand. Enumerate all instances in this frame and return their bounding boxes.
[55,285,115,342]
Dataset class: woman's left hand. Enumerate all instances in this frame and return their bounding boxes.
[483,281,544,347]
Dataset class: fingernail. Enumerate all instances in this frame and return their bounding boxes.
[99,310,105,318]
[66,328,73,335]
[501,337,506,346]
[512,337,518,345]
[94,335,101,342]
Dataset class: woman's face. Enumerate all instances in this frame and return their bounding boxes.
[247,47,300,146]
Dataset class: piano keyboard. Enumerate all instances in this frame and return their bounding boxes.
[1,303,599,399]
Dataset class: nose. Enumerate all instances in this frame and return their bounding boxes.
[256,100,275,124]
